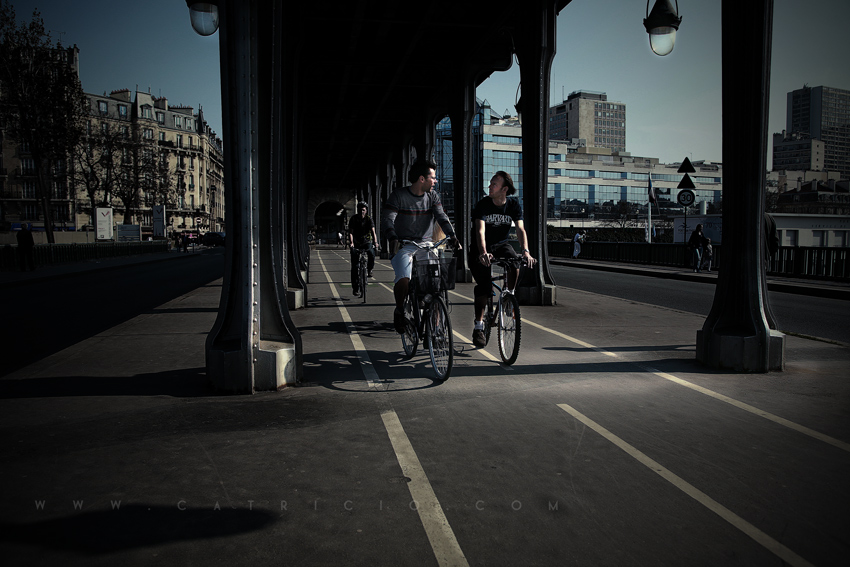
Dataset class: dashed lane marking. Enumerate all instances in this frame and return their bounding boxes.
[449,289,849,453]
[557,403,815,567]
[316,252,469,567]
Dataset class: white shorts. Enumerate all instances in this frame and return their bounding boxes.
[391,243,434,283]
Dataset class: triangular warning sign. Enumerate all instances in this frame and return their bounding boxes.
[678,157,696,174]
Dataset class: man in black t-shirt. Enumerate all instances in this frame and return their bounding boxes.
[348,202,379,296]
[470,171,536,347]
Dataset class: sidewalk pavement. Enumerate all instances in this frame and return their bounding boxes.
[1,249,848,565]
[0,247,203,289]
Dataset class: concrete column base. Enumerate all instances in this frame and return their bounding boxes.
[255,340,298,390]
[516,284,557,306]
[696,329,785,372]
[207,348,252,394]
[287,288,305,310]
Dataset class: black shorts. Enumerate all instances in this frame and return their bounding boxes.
[469,241,518,298]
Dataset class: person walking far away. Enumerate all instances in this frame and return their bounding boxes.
[470,171,536,348]
[688,223,707,272]
[16,222,36,271]
[572,230,586,259]
[700,237,713,272]
[381,159,460,333]
[348,202,379,297]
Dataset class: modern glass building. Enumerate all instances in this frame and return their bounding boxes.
[436,100,723,226]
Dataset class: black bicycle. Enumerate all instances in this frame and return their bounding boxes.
[399,238,456,380]
[482,256,525,365]
[353,244,370,303]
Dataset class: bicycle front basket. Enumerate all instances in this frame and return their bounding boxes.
[414,256,457,293]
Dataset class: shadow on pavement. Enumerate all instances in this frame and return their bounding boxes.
[0,367,212,399]
[0,504,276,556]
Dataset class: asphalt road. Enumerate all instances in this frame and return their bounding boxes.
[2,251,224,377]
[550,264,850,345]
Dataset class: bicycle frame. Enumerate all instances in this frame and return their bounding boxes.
[483,256,524,365]
[399,238,454,380]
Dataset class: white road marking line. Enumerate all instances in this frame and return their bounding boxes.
[637,365,850,454]
[316,252,468,566]
[381,410,470,567]
[453,330,501,363]
[557,403,816,567]
[464,289,848,452]
[316,254,382,388]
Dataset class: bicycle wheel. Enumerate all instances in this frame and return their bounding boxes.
[426,295,453,380]
[497,293,521,365]
[359,257,367,303]
[483,297,493,347]
[401,293,418,359]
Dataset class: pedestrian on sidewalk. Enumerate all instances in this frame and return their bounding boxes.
[16,222,36,271]
[700,238,713,272]
[688,224,707,272]
[572,230,585,259]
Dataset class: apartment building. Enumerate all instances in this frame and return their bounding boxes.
[79,89,224,237]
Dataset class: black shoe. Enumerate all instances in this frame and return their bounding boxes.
[353,290,360,297]
[472,328,486,348]
[394,308,406,334]
[368,271,373,278]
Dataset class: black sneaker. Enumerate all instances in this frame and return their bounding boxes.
[394,308,406,334]
[353,290,360,297]
[368,271,374,278]
[472,328,487,348]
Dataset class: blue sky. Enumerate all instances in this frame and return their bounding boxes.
[10,0,850,166]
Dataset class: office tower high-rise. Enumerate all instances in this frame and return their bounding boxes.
[785,85,850,178]
[549,91,626,153]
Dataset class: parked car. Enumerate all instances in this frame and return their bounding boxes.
[201,231,226,246]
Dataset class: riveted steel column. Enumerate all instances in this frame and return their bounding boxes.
[696,0,784,372]
[206,0,302,393]
[449,79,477,283]
[514,0,558,305]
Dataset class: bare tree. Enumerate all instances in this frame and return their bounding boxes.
[70,122,122,226]
[600,200,641,231]
[112,123,159,225]
[0,1,87,243]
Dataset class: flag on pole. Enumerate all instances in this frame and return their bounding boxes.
[648,173,657,205]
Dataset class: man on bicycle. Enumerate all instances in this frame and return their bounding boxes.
[470,171,536,348]
[348,202,379,297]
[381,159,460,333]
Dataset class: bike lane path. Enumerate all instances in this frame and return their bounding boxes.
[302,249,850,567]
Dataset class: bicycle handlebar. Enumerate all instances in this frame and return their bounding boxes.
[399,237,455,250]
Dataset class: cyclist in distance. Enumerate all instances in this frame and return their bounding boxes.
[381,159,460,333]
[348,202,379,297]
[470,171,536,348]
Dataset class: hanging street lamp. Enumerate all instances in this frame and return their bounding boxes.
[643,0,682,56]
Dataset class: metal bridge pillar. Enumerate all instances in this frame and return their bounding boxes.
[697,0,784,372]
[205,0,303,393]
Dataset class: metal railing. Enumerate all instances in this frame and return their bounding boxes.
[541,241,850,281]
[1,240,168,272]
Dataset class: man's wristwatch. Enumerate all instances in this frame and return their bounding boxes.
[521,248,530,253]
